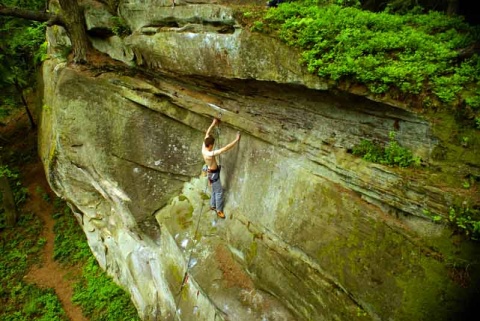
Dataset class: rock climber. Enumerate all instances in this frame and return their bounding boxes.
[202,118,240,219]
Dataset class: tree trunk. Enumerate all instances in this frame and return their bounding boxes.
[0,4,63,26]
[0,173,18,227]
[446,0,459,16]
[14,80,36,130]
[21,93,36,130]
[58,0,90,63]
[0,1,90,63]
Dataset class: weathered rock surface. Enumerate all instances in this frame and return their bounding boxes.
[39,1,480,320]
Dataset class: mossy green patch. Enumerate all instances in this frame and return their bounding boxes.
[181,283,190,301]
[394,256,467,321]
[246,240,258,266]
[428,111,480,176]
[47,142,58,175]
[177,214,193,230]
[166,263,184,291]
[173,196,194,230]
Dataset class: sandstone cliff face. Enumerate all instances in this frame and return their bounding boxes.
[39,1,480,320]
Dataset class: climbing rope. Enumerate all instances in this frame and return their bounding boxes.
[215,124,222,166]
[172,179,208,321]
[171,115,222,320]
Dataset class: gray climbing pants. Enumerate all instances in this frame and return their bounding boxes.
[208,169,224,212]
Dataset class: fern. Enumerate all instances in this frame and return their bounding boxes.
[257,1,480,112]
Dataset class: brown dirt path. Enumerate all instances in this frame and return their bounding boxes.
[22,161,88,321]
[1,111,87,321]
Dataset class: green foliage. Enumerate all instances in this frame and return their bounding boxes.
[4,22,47,63]
[426,202,480,241]
[461,136,470,148]
[0,0,47,116]
[243,11,254,18]
[52,202,91,264]
[465,87,480,110]
[356,306,368,317]
[257,1,480,110]
[423,208,443,223]
[1,285,68,321]
[35,186,51,203]
[447,205,480,240]
[2,179,139,320]
[0,165,29,228]
[251,21,265,32]
[0,97,17,120]
[351,138,384,163]
[34,41,49,65]
[0,165,17,178]
[475,117,480,129]
[72,257,141,321]
[0,213,68,320]
[352,131,421,167]
[53,199,140,320]
[110,16,131,38]
[461,174,477,189]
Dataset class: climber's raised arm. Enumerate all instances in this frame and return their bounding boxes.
[204,118,219,139]
[214,132,241,155]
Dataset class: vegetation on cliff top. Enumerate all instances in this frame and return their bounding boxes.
[243,1,480,241]
[247,0,480,126]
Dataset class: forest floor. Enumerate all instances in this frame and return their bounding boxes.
[0,109,88,321]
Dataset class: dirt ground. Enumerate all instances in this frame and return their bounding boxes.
[1,110,88,321]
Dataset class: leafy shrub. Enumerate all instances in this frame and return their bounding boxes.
[34,41,49,64]
[352,132,421,167]
[53,199,140,320]
[425,200,480,241]
[257,1,480,109]
[0,0,47,123]
[19,287,67,321]
[0,96,17,121]
[35,186,51,203]
[52,203,91,264]
[0,213,68,320]
[447,205,480,240]
[0,166,29,228]
[251,21,265,32]
[448,206,480,240]
[351,139,384,163]
[73,257,141,321]
[110,16,131,38]
[465,87,480,110]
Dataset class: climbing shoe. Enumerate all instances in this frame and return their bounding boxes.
[210,207,216,211]
[217,211,225,219]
